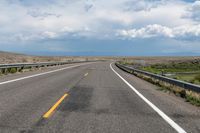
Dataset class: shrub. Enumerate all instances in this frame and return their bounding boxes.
[189,79,195,84]
[194,74,200,82]
[186,95,200,106]
[9,68,17,73]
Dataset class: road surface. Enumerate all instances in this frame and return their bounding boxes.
[0,62,199,133]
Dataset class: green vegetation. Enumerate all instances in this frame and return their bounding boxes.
[0,67,19,75]
[168,73,200,85]
[142,61,200,73]
[9,68,17,73]
[118,60,200,106]
[141,61,200,85]
[194,74,200,82]
[186,94,200,106]
[132,71,200,106]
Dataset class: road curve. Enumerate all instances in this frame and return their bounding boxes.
[0,62,199,133]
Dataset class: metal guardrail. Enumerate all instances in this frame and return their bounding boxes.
[116,63,200,93]
[0,60,95,69]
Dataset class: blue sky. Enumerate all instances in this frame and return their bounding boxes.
[0,0,200,56]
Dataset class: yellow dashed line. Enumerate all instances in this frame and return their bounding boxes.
[43,93,68,119]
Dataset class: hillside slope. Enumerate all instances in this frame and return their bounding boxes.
[0,51,93,64]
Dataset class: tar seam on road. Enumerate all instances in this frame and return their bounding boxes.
[110,63,187,133]
[0,62,93,85]
[43,93,68,119]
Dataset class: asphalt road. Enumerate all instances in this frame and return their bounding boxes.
[0,62,199,133]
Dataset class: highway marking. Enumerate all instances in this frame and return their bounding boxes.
[0,63,93,85]
[43,93,68,119]
[110,63,187,133]
[84,73,88,76]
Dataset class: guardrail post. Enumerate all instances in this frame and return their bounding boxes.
[31,66,34,70]
[20,67,24,72]
[4,68,8,74]
[16,67,20,72]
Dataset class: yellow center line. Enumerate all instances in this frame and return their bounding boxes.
[43,93,68,119]
[84,73,89,76]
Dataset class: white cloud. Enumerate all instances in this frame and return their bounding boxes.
[42,31,57,39]
[117,24,200,39]
[84,0,94,12]
[123,0,165,12]
[185,1,200,21]
[117,24,173,38]
[0,0,199,42]
[27,9,61,19]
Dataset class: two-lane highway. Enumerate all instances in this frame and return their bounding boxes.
[0,62,199,133]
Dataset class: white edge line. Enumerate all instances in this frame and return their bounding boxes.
[0,62,92,85]
[110,63,186,133]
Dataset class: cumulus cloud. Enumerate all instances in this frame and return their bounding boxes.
[42,31,57,39]
[27,9,61,19]
[117,24,173,38]
[84,0,94,12]
[117,24,200,39]
[0,0,199,43]
[185,1,200,21]
[123,0,165,12]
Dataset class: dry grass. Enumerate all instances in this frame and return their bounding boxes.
[0,51,112,64]
[132,72,200,106]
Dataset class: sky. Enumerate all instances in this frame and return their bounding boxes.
[0,0,200,56]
